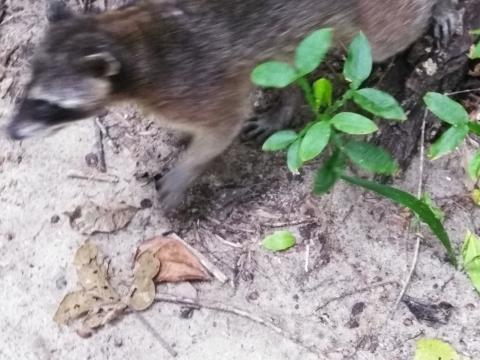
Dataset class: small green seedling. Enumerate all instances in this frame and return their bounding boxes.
[462,231,480,294]
[253,29,456,264]
[423,92,480,208]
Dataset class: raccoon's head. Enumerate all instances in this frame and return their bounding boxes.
[7,1,122,140]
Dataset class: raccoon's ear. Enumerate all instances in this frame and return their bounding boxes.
[81,52,121,78]
[46,0,74,23]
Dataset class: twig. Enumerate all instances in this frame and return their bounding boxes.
[132,312,178,358]
[445,87,480,96]
[389,108,427,317]
[315,281,398,311]
[266,218,316,228]
[155,294,323,356]
[94,117,107,173]
[67,170,119,183]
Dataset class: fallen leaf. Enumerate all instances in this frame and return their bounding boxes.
[415,338,463,360]
[137,236,210,283]
[127,251,160,311]
[471,189,480,206]
[403,296,453,326]
[54,243,123,332]
[262,230,297,252]
[128,277,156,311]
[462,231,480,294]
[67,201,138,235]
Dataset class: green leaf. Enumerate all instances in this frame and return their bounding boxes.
[352,88,406,121]
[331,112,378,135]
[300,121,331,161]
[469,42,480,59]
[343,32,373,89]
[251,61,298,88]
[287,139,303,174]
[462,232,480,293]
[340,175,456,265]
[424,92,470,126]
[313,78,333,110]
[295,28,333,76]
[468,122,480,136]
[468,150,480,181]
[420,193,444,222]
[343,141,398,175]
[262,230,297,252]
[415,339,461,360]
[262,130,298,151]
[314,151,345,194]
[428,125,469,160]
[472,189,480,206]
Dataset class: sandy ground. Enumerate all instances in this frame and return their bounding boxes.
[1,1,480,359]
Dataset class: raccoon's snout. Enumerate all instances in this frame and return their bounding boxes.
[7,98,93,140]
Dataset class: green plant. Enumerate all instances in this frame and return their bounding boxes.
[469,29,480,59]
[423,92,480,193]
[252,29,456,264]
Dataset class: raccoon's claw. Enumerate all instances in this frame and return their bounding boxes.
[241,115,275,143]
[432,0,460,46]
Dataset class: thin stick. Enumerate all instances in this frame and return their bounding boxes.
[445,87,480,96]
[67,170,119,184]
[389,108,427,316]
[94,117,107,173]
[267,218,317,228]
[132,312,178,358]
[315,281,398,311]
[155,294,323,356]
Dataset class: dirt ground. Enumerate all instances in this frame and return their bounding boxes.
[1,1,480,359]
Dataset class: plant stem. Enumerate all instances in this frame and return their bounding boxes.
[296,77,316,112]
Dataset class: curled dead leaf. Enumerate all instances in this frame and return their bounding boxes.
[67,201,138,235]
[136,236,210,283]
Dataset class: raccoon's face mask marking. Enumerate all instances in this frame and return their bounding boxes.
[7,2,122,140]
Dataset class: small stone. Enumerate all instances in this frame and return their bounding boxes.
[403,318,414,327]
[85,153,99,168]
[140,199,153,209]
[113,337,123,347]
[247,291,259,301]
[179,307,195,319]
[55,276,67,290]
[351,302,366,316]
[6,233,14,241]
[51,215,60,224]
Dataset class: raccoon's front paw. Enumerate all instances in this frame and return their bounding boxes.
[433,0,461,45]
[156,169,189,210]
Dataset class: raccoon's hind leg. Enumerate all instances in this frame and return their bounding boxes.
[241,87,304,142]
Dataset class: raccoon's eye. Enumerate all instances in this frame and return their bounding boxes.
[80,52,120,78]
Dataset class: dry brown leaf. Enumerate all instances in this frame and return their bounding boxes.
[53,291,98,324]
[54,243,123,332]
[67,201,138,235]
[137,236,210,283]
[128,278,156,311]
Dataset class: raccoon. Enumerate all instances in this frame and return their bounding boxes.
[7,0,457,209]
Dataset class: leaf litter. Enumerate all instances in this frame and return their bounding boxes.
[65,201,139,235]
[54,235,212,337]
